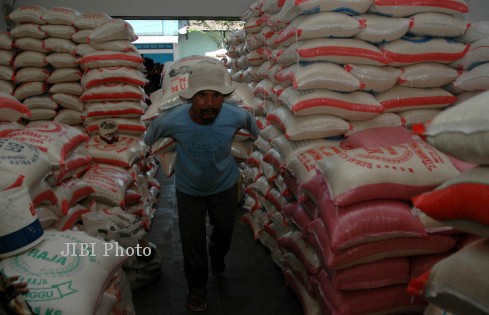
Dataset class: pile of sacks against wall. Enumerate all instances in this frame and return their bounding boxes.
[407,89,489,315]
[0,4,166,314]
[231,0,489,314]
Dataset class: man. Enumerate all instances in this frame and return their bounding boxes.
[144,59,259,312]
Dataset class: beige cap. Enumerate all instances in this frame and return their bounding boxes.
[180,59,235,99]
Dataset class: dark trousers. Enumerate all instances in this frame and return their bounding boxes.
[176,184,238,297]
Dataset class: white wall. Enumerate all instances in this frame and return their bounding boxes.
[9,0,256,19]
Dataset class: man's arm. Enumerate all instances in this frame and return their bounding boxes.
[144,115,166,146]
[245,110,260,140]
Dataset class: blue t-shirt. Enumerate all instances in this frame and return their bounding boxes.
[144,102,259,196]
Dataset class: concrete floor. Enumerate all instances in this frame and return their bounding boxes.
[132,174,303,315]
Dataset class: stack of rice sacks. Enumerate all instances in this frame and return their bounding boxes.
[0,93,136,314]
[231,0,477,314]
[406,82,489,314]
[0,32,15,94]
[0,5,159,310]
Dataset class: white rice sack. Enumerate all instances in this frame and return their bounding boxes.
[0,230,128,314]
[316,141,460,206]
[158,150,177,177]
[253,79,274,99]
[259,124,283,141]
[417,238,489,315]
[53,177,95,215]
[78,51,144,69]
[370,0,468,17]
[377,86,456,112]
[72,29,92,44]
[409,13,469,38]
[41,7,80,25]
[262,0,285,14]
[49,82,83,95]
[246,47,269,66]
[381,36,469,67]
[89,19,138,43]
[245,31,265,51]
[82,164,134,206]
[85,117,146,135]
[425,89,489,164]
[47,146,92,185]
[86,136,145,168]
[453,63,489,92]
[43,38,76,54]
[286,144,344,185]
[0,32,13,49]
[0,138,51,187]
[354,14,410,44]
[45,52,78,68]
[0,92,31,121]
[53,108,84,125]
[52,93,84,111]
[278,38,388,66]
[0,65,13,81]
[14,67,50,84]
[90,40,139,53]
[0,48,14,66]
[0,122,24,137]
[13,51,47,68]
[243,16,264,34]
[274,12,362,47]
[23,96,58,110]
[278,87,383,120]
[73,43,96,56]
[232,141,254,161]
[0,170,24,192]
[13,82,47,101]
[81,66,147,89]
[84,100,145,119]
[10,23,47,39]
[346,112,403,136]
[227,83,257,110]
[398,108,443,129]
[5,121,89,166]
[14,37,48,53]
[74,12,112,30]
[450,37,489,71]
[8,5,46,25]
[40,24,78,39]
[270,134,340,161]
[399,62,459,88]
[277,0,372,25]
[344,64,402,92]
[27,108,57,121]
[275,62,360,92]
[461,20,489,43]
[150,137,177,155]
[81,83,145,103]
[0,79,14,95]
[267,106,350,141]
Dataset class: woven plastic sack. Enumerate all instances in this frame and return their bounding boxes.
[425,89,489,164]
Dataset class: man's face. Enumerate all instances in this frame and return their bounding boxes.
[190,90,225,124]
